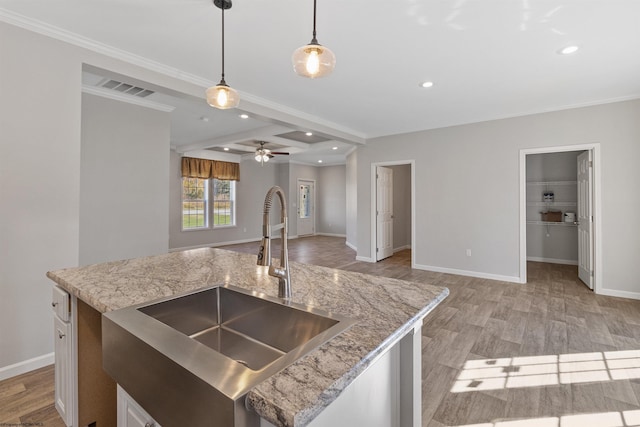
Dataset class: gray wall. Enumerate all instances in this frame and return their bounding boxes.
[289,163,319,238]
[389,165,411,250]
[526,151,580,264]
[346,151,358,249]
[353,99,640,297]
[80,93,170,265]
[169,159,347,250]
[169,152,286,249]
[0,23,81,371]
[0,20,205,372]
[317,165,346,236]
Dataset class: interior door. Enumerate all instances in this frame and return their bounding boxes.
[376,166,394,261]
[297,180,315,236]
[577,151,594,289]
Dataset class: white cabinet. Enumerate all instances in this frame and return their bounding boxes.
[117,385,161,427]
[52,286,74,426]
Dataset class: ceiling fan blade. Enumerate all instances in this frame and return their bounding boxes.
[271,152,290,155]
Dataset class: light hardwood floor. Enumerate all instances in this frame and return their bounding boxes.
[3,235,639,426]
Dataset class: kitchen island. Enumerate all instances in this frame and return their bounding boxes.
[47,247,448,427]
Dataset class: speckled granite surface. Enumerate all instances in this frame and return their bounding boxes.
[47,248,448,427]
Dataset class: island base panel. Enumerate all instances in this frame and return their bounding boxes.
[77,298,117,426]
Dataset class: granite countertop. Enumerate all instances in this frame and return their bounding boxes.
[47,248,448,427]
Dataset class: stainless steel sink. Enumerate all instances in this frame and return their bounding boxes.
[102,284,355,427]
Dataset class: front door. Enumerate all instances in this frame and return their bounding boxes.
[577,151,594,289]
[297,180,315,236]
[376,166,394,261]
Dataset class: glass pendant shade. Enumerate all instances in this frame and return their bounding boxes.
[292,42,335,78]
[206,82,240,109]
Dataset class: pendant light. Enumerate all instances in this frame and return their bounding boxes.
[206,0,239,109]
[292,0,335,78]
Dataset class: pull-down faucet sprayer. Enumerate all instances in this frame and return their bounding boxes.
[257,186,291,299]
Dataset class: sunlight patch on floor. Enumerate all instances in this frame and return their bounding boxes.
[448,409,640,427]
[451,349,640,393]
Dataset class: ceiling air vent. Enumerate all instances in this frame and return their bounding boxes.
[100,79,155,98]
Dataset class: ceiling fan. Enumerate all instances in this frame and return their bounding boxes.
[254,141,289,165]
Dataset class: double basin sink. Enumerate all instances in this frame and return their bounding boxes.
[102,284,355,427]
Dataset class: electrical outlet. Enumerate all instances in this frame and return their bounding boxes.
[466,249,472,257]
[243,227,247,233]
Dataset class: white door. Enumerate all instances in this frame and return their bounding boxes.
[297,180,315,236]
[577,151,594,289]
[376,167,394,261]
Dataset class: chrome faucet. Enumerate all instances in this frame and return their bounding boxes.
[257,186,291,299]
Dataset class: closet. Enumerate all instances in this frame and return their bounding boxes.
[526,151,585,267]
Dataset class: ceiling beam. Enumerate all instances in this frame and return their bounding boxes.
[176,124,293,153]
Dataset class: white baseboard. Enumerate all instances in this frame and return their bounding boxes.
[527,256,578,266]
[597,288,640,301]
[355,255,375,263]
[345,241,357,251]
[315,233,347,238]
[169,237,261,252]
[0,352,54,381]
[393,245,411,253]
[413,263,522,284]
[170,235,302,253]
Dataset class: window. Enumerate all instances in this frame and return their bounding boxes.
[181,177,235,230]
[213,179,235,227]
[182,178,209,229]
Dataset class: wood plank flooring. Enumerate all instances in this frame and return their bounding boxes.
[0,364,65,426]
[3,235,639,426]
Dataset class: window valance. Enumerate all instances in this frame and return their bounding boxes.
[181,157,240,181]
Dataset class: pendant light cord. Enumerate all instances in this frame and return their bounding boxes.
[221,3,226,83]
[311,0,318,43]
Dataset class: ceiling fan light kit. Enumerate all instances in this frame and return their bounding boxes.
[254,141,289,165]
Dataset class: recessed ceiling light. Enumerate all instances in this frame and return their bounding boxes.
[306,132,313,136]
[559,45,579,55]
[420,81,434,88]
[317,160,323,163]
[199,116,210,122]
[223,147,230,151]
[239,114,249,119]
[332,146,338,150]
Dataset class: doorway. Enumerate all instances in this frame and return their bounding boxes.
[370,161,415,266]
[519,144,602,292]
[297,179,315,236]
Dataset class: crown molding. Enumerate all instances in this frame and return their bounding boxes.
[0,8,212,87]
[82,85,175,112]
[0,8,369,146]
[288,159,346,167]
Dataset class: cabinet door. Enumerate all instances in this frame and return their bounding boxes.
[118,385,161,427]
[54,314,73,426]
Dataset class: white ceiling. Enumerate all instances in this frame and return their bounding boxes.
[3,0,640,164]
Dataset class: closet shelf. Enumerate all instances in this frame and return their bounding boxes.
[527,201,577,207]
[527,221,577,227]
[526,181,577,186]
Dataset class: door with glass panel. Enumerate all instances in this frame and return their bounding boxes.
[297,180,315,236]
